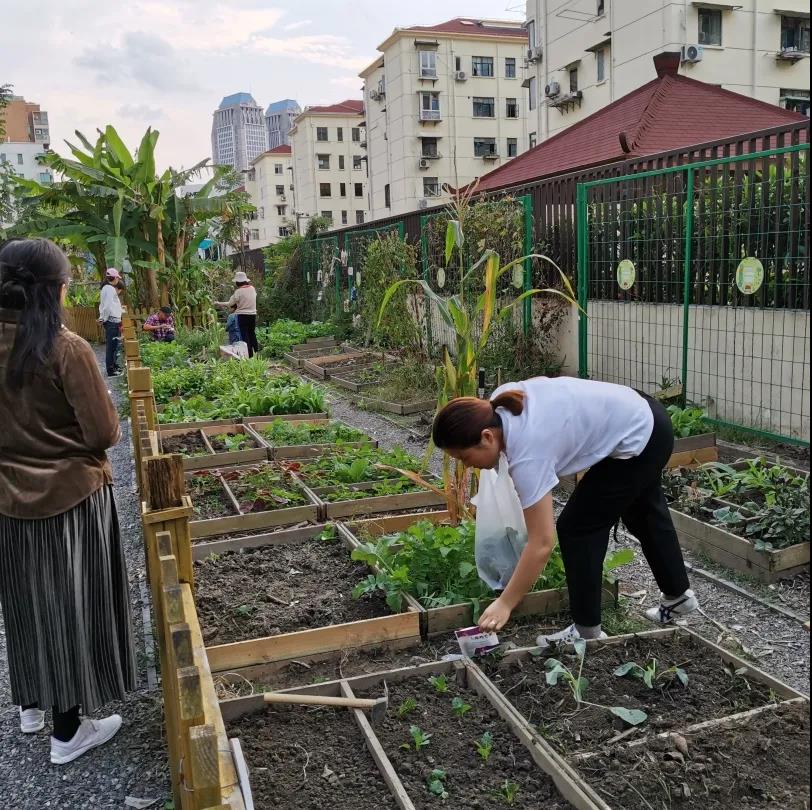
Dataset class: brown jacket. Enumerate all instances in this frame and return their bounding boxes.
[0,310,121,519]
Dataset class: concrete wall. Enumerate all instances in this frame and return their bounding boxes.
[244,152,293,249]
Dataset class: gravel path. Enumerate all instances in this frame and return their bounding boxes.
[0,347,169,810]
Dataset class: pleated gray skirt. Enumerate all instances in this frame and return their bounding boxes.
[0,485,136,713]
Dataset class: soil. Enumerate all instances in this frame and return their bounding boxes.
[227,706,398,810]
[357,674,572,809]
[187,471,237,519]
[579,702,810,809]
[483,634,776,755]
[208,431,261,453]
[718,439,810,472]
[221,464,310,514]
[161,430,208,456]
[190,520,320,545]
[194,535,391,645]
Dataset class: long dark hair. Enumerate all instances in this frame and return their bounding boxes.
[432,391,525,449]
[0,238,71,388]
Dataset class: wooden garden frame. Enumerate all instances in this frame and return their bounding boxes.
[162,424,270,471]
[356,393,437,415]
[308,480,448,521]
[243,418,377,460]
[668,432,718,468]
[300,349,371,379]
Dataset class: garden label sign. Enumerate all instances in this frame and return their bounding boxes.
[617,259,636,291]
[736,257,764,295]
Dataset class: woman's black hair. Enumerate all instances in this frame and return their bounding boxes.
[0,238,71,388]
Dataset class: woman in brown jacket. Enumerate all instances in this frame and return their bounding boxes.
[0,238,135,764]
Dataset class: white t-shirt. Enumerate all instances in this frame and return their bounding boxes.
[491,377,654,509]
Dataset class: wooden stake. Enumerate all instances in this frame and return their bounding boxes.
[188,725,222,810]
[145,454,187,511]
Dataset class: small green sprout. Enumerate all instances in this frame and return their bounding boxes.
[476,731,494,762]
[428,674,450,693]
[426,768,448,799]
[400,724,431,751]
[499,780,520,805]
[397,697,418,719]
[614,659,689,689]
[235,604,254,617]
[451,696,472,718]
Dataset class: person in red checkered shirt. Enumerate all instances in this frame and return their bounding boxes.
[142,307,176,342]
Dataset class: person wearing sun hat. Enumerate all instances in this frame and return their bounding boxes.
[216,270,259,357]
[97,268,123,376]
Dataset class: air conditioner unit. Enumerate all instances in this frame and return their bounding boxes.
[527,46,543,62]
[454,70,468,82]
[545,81,561,98]
[681,44,704,63]
[418,158,430,170]
[482,153,499,161]
[418,199,429,210]
[377,79,386,95]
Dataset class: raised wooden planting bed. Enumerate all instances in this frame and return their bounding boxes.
[291,336,337,351]
[245,417,376,460]
[338,511,618,638]
[357,393,437,415]
[330,365,385,392]
[668,432,718,468]
[187,463,320,539]
[162,424,269,471]
[301,350,374,380]
[284,344,345,368]
[310,481,447,521]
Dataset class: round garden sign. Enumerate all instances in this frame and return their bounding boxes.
[736,257,764,295]
[617,259,636,291]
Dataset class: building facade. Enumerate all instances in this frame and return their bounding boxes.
[288,100,369,232]
[265,99,301,149]
[244,145,295,249]
[211,92,268,171]
[525,0,810,143]
[360,18,530,218]
[0,141,52,183]
[1,95,50,146]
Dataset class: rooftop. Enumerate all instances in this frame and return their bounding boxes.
[301,99,364,116]
[265,99,301,114]
[250,144,292,164]
[401,17,527,38]
[218,92,259,109]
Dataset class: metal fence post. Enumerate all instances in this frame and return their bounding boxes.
[576,183,589,378]
[681,168,695,408]
[522,195,533,337]
[419,214,433,357]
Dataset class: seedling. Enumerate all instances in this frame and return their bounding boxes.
[429,674,450,693]
[614,658,689,689]
[498,781,520,805]
[476,731,494,762]
[545,640,648,726]
[426,769,448,799]
[397,698,418,719]
[401,724,431,751]
[234,604,254,618]
[451,696,472,718]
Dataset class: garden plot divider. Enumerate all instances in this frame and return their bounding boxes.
[244,417,377,459]
[162,424,269,471]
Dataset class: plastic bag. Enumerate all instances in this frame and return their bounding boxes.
[219,341,249,360]
[471,454,528,590]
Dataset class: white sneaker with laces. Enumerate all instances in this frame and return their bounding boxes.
[536,623,608,650]
[645,589,699,625]
[50,714,123,764]
[20,707,46,733]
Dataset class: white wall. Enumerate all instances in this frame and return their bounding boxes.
[244,153,294,249]
[0,141,51,183]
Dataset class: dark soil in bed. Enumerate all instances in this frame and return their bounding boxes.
[578,702,810,809]
[227,706,398,810]
[161,431,208,456]
[357,674,572,809]
[483,634,775,754]
[187,472,236,519]
[190,520,321,544]
[194,535,391,646]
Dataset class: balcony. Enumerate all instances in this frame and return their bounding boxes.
[776,47,809,61]
[419,109,442,122]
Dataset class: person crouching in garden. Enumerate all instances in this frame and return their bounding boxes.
[0,238,136,764]
[143,306,176,342]
[98,267,123,377]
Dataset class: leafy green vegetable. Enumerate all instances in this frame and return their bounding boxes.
[293,446,423,487]
[260,419,368,446]
[476,731,494,762]
[667,405,709,438]
[256,318,333,359]
[426,769,448,799]
[223,465,308,513]
[614,659,689,689]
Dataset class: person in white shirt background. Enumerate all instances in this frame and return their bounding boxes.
[431,377,699,647]
[97,268,123,377]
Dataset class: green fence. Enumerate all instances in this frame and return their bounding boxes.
[577,144,810,445]
[302,234,340,322]
[345,222,405,311]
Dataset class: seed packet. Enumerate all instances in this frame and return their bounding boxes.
[455,626,500,658]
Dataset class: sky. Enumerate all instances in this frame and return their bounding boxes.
[0,0,525,170]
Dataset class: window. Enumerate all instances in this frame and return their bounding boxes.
[421,137,439,158]
[317,154,330,170]
[527,19,536,48]
[354,182,363,197]
[316,126,329,141]
[597,0,605,16]
[279,226,291,237]
[419,92,441,120]
[338,155,345,170]
[340,182,347,197]
[353,155,363,170]
[351,127,361,142]
[17,154,23,165]
[506,98,519,118]
[529,132,537,149]
[569,67,579,92]
[319,182,332,197]
[275,184,285,195]
[419,50,437,78]
[472,56,494,77]
[698,8,722,46]
[505,57,516,79]
[39,171,51,184]
[321,211,333,223]
[455,56,462,71]
[341,210,348,224]
[474,137,497,157]
[597,47,606,82]
[250,229,260,241]
[781,89,810,115]
[276,205,286,216]
[0,153,5,162]
[258,207,265,218]
[506,138,518,158]
[274,163,283,175]
[473,96,495,117]
[337,127,344,141]
[423,177,440,197]
[781,15,810,52]
[528,77,537,110]
[384,184,391,208]
[355,210,365,224]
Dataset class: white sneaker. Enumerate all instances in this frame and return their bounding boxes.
[645,589,699,625]
[20,707,45,733]
[50,714,123,765]
[536,623,608,649]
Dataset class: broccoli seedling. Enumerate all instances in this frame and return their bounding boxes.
[498,780,520,805]
[614,658,689,689]
[476,731,494,762]
[451,696,471,718]
[426,769,448,799]
[428,674,450,693]
[400,724,431,751]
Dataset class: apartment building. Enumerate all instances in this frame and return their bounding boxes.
[1,95,50,146]
[211,92,268,171]
[244,145,295,249]
[360,18,530,218]
[265,99,301,149]
[288,100,369,231]
[525,0,810,143]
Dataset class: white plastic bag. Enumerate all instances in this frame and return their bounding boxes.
[219,341,249,360]
[471,454,528,590]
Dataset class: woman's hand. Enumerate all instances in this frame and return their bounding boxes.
[478,597,512,632]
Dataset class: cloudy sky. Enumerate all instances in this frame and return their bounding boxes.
[1,0,524,170]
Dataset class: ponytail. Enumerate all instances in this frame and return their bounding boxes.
[432,390,525,449]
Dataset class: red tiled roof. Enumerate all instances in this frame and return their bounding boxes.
[267,145,291,154]
[473,73,807,193]
[304,99,364,115]
[405,18,527,38]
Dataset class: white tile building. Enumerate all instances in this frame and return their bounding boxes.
[360,17,530,218]
[211,92,268,171]
[244,145,296,249]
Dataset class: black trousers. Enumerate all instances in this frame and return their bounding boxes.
[237,314,259,357]
[103,320,120,375]
[556,396,690,627]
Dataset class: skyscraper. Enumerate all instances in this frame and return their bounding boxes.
[211,93,267,171]
[265,99,301,149]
